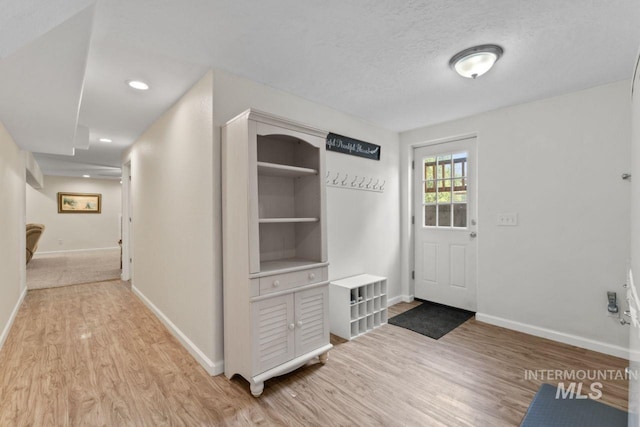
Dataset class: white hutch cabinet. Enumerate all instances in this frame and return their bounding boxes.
[222,109,331,397]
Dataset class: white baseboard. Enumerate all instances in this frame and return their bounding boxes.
[0,287,27,351]
[476,313,629,359]
[388,294,414,306]
[132,285,223,376]
[36,246,120,256]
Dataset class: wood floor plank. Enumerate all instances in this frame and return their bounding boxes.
[0,283,629,426]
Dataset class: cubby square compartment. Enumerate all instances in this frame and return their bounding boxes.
[358,318,366,333]
[380,281,387,295]
[366,284,374,300]
[366,299,373,313]
[374,281,381,297]
[381,295,387,309]
[350,304,358,320]
[374,297,380,311]
[350,321,359,337]
[358,302,366,317]
[366,314,374,330]
[381,309,388,324]
[350,289,358,305]
[374,311,381,327]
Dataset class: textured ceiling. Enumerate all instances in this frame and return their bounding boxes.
[2,0,640,178]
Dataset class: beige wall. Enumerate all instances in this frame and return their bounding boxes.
[0,120,26,349]
[211,69,402,368]
[124,68,401,374]
[400,81,631,356]
[26,175,121,252]
[123,71,217,371]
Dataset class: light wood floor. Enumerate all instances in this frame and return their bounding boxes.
[0,281,628,426]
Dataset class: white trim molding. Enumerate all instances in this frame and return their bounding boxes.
[388,294,414,306]
[132,285,223,376]
[476,313,629,359]
[36,246,120,256]
[0,287,27,351]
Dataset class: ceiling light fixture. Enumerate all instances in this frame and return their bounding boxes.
[99,138,112,143]
[82,174,90,178]
[449,44,503,79]
[126,80,150,90]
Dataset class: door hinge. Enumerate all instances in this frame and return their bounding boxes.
[412,215,415,225]
[412,160,415,170]
[129,217,132,223]
[412,270,415,280]
[129,258,132,263]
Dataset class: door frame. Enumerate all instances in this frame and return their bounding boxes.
[121,160,132,281]
[412,136,478,309]
[400,132,478,300]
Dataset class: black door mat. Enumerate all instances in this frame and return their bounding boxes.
[520,383,627,427]
[388,300,474,339]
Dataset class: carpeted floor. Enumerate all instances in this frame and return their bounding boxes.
[26,249,121,290]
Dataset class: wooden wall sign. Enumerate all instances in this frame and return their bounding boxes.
[326,133,381,161]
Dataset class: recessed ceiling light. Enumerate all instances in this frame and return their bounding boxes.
[449,44,504,79]
[126,80,150,90]
[82,174,90,178]
[99,138,112,143]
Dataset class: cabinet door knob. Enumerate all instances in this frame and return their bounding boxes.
[288,323,295,330]
[273,280,280,288]
[296,321,303,328]
[308,273,316,281]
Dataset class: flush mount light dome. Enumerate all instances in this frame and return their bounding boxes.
[82,174,90,178]
[126,80,150,90]
[98,138,112,143]
[449,44,503,79]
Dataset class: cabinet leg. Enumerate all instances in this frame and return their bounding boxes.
[319,351,329,365]
[250,381,264,397]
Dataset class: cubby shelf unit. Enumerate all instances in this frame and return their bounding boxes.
[329,274,388,340]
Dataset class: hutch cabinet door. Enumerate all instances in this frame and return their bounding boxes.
[294,285,329,357]
[251,294,295,374]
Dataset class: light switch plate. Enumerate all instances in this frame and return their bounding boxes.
[497,213,518,226]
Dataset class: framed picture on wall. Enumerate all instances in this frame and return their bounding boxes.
[57,192,102,213]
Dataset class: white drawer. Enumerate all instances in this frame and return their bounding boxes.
[259,267,327,295]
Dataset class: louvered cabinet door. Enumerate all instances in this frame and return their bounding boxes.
[294,285,329,357]
[252,294,295,374]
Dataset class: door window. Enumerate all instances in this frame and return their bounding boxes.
[422,152,467,228]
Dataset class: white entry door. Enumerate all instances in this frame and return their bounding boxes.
[413,138,477,311]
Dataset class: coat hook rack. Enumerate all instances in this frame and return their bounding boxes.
[326,171,385,193]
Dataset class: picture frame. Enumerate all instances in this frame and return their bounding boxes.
[57,192,102,214]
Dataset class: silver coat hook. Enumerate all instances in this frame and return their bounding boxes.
[379,180,386,191]
[372,179,380,189]
[351,176,358,187]
[341,174,349,186]
[622,173,632,181]
[365,178,373,189]
[358,177,366,188]
[332,172,340,184]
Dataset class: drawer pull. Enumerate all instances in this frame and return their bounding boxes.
[308,272,316,281]
[296,321,303,328]
[273,280,280,288]
[288,323,295,330]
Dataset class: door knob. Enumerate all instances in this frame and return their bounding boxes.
[288,323,295,330]
[470,232,477,238]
